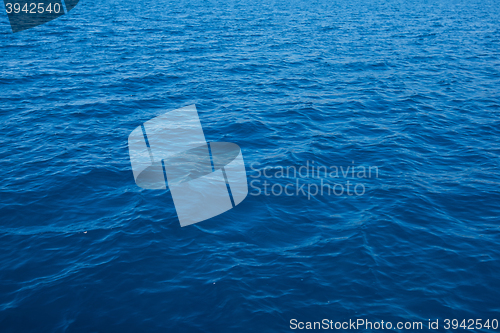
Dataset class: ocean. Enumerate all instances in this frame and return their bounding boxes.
[0,0,499,331]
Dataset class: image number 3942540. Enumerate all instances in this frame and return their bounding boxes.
[3,0,79,32]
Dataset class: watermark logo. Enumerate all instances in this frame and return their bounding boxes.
[3,0,79,33]
[249,161,378,199]
[128,105,248,227]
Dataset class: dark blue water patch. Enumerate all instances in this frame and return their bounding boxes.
[1,0,500,331]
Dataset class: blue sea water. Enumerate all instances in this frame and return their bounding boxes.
[1,0,500,331]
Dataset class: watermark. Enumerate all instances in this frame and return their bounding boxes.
[3,0,79,33]
[249,161,379,199]
[128,105,248,227]
[290,318,424,330]
[289,318,499,330]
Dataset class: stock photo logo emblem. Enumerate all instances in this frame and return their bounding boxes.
[128,105,248,227]
[3,0,79,33]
